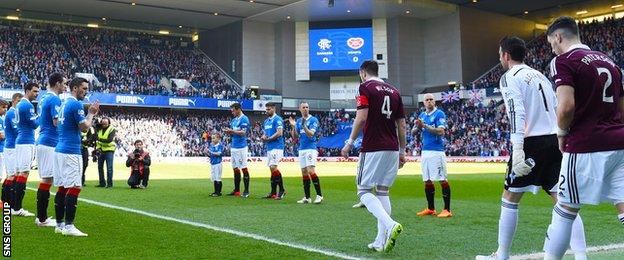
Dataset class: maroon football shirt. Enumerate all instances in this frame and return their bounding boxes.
[356,78,405,152]
[551,45,624,153]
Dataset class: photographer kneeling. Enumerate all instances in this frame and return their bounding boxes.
[126,140,151,189]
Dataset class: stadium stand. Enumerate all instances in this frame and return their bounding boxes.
[98,98,509,158]
[471,17,624,89]
[0,20,246,99]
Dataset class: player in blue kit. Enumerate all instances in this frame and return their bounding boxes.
[208,134,224,197]
[262,103,286,200]
[0,100,9,206]
[13,82,40,217]
[54,77,99,236]
[2,93,24,215]
[223,103,251,197]
[415,93,452,218]
[35,73,66,227]
[288,102,323,204]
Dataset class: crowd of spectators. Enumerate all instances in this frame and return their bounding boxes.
[0,24,74,89]
[0,20,245,99]
[96,98,510,158]
[471,16,624,89]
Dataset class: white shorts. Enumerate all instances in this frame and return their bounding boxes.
[15,144,35,173]
[54,153,83,188]
[266,149,283,167]
[4,149,15,177]
[356,151,399,189]
[421,150,448,181]
[37,145,56,179]
[211,163,222,181]
[557,150,624,205]
[299,149,317,169]
[231,147,248,169]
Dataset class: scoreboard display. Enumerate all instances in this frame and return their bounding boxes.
[309,27,373,71]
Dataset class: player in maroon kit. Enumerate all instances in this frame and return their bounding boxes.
[543,16,624,259]
[341,60,406,253]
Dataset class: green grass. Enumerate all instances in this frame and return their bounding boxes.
[12,163,624,259]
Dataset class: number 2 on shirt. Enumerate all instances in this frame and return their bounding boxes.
[381,95,392,119]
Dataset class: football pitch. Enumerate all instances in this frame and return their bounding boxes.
[14,161,624,259]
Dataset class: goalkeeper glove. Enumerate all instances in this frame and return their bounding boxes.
[511,144,533,177]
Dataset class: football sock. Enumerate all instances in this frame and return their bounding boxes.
[274,169,284,193]
[570,214,587,259]
[360,192,394,229]
[242,168,250,193]
[310,173,322,196]
[213,181,218,194]
[544,203,577,259]
[302,175,311,199]
[217,181,222,194]
[36,182,52,222]
[54,187,67,225]
[8,181,16,210]
[441,181,451,211]
[496,198,518,260]
[270,171,277,195]
[64,188,82,225]
[14,175,27,210]
[425,181,435,210]
[233,168,241,192]
[618,213,624,225]
[1,179,13,207]
[375,191,392,244]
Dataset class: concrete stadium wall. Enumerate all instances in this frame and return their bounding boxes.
[273,21,330,99]
[386,17,425,97]
[385,13,462,96]
[242,20,276,90]
[199,21,243,83]
[423,11,463,90]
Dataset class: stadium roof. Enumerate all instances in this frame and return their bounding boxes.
[439,0,617,24]
[0,0,457,34]
[0,0,616,34]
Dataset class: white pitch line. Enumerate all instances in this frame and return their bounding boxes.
[511,243,624,259]
[26,187,361,260]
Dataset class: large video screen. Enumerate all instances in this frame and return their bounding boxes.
[309,27,373,71]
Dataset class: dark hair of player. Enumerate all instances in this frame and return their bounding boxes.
[230,102,242,110]
[134,139,143,145]
[359,60,379,77]
[265,102,276,108]
[69,77,89,91]
[499,36,527,63]
[547,16,579,38]
[48,72,64,88]
[0,99,8,107]
[24,82,38,92]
